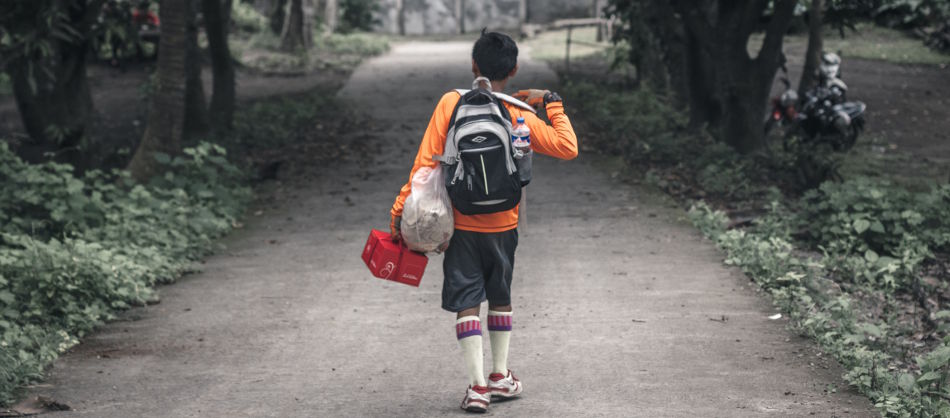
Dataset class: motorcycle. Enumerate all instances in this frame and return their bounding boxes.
[795,80,866,151]
[764,71,799,139]
[764,59,867,152]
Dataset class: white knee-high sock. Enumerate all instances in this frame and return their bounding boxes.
[456,316,486,387]
[487,310,512,375]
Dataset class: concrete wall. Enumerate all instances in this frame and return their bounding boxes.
[374,0,594,35]
[526,0,594,24]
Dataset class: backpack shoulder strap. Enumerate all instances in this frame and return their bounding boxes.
[493,92,537,114]
[453,89,537,114]
[436,90,467,165]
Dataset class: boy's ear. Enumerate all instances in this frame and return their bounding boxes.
[471,59,480,77]
[507,64,518,79]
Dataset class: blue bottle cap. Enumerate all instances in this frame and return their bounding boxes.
[517,117,525,123]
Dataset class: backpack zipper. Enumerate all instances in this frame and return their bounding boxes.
[480,155,489,195]
[460,144,503,154]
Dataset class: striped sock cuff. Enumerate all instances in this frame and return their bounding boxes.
[456,316,482,340]
[487,311,512,332]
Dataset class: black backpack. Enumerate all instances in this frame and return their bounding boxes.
[435,83,532,215]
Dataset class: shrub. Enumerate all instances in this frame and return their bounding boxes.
[562,81,685,158]
[231,0,268,34]
[338,0,381,34]
[690,200,950,417]
[0,141,249,405]
[795,178,950,288]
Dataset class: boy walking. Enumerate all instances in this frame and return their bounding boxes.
[389,30,578,412]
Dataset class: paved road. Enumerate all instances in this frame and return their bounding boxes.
[30,41,877,417]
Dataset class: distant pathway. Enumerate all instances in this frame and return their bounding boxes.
[31,41,877,417]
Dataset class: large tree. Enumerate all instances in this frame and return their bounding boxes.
[799,0,825,96]
[269,0,288,34]
[185,0,211,137]
[127,0,188,181]
[203,0,237,131]
[670,0,799,153]
[280,0,313,50]
[0,0,104,165]
[323,0,338,34]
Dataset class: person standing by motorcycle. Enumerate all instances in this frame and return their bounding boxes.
[811,52,853,136]
[766,51,866,151]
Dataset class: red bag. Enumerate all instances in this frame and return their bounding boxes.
[362,229,427,287]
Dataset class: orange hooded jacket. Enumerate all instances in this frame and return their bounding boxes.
[391,91,578,233]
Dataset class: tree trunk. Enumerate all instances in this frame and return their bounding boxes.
[683,26,719,131]
[203,0,237,131]
[672,0,797,153]
[280,0,312,50]
[719,64,770,152]
[185,0,210,138]
[799,0,824,96]
[323,0,337,35]
[8,45,93,165]
[128,0,188,181]
[398,0,407,35]
[5,0,103,168]
[269,0,288,34]
[651,1,689,109]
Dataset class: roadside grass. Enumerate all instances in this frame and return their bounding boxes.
[232,31,389,74]
[0,141,251,407]
[752,22,950,66]
[226,0,388,73]
[521,26,611,63]
[823,23,950,66]
[0,82,365,407]
[839,134,950,190]
[549,49,950,417]
[0,6,384,404]
[0,73,9,96]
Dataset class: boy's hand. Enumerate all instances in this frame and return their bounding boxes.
[513,89,549,110]
[435,240,450,254]
[390,216,402,243]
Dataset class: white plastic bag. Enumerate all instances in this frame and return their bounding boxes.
[402,166,454,253]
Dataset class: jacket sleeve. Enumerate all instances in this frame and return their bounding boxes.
[523,101,578,160]
[390,92,458,221]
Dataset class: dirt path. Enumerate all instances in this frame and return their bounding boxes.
[28,41,877,417]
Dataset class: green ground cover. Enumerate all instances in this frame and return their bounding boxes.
[0,10,386,403]
[522,27,611,63]
[755,22,950,66]
[0,142,251,406]
[555,50,950,417]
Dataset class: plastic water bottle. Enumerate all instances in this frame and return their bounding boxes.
[511,117,532,233]
[511,117,531,159]
[511,117,532,184]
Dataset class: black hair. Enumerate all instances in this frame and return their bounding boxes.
[472,29,518,81]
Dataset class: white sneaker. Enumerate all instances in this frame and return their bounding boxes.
[460,385,490,413]
[488,370,523,399]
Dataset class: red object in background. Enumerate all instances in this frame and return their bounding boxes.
[362,229,427,287]
[132,9,160,26]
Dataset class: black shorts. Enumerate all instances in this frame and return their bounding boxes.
[441,228,518,312]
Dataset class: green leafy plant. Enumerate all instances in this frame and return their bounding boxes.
[0,141,249,405]
[338,0,381,34]
[689,201,950,417]
[795,178,950,289]
[231,0,268,33]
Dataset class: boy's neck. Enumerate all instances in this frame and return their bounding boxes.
[490,79,507,93]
